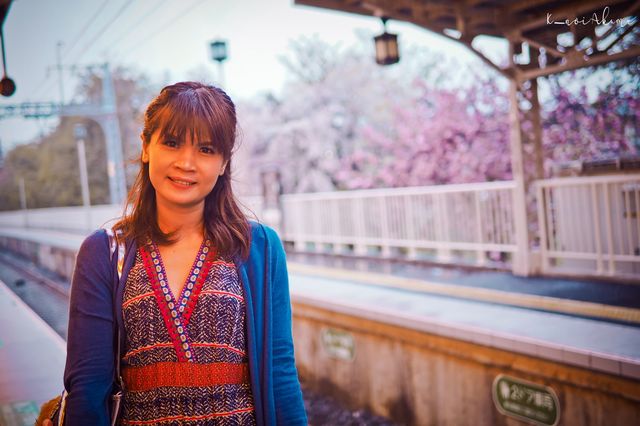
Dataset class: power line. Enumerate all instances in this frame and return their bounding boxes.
[26,1,111,102]
[69,0,136,65]
[117,0,208,63]
[103,0,169,59]
[26,72,52,101]
[62,0,111,59]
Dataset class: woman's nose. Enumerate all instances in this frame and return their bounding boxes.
[175,145,196,169]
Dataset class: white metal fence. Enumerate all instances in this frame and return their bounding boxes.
[0,204,123,233]
[537,174,640,279]
[3,176,638,279]
[281,181,517,266]
[0,196,264,235]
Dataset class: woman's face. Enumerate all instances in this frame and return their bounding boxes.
[142,129,227,211]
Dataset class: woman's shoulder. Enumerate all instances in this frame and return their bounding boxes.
[77,228,111,257]
[248,220,281,246]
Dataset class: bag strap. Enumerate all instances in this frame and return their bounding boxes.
[105,227,125,392]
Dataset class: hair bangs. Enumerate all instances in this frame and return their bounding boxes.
[154,89,234,158]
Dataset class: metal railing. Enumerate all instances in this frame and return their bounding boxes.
[4,175,638,279]
[0,196,264,234]
[537,174,640,278]
[281,181,517,266]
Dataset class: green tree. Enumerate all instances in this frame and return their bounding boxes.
[0,66,155,211]
[0,116,108,210]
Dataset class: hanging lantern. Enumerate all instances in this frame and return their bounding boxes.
[374,17,399,65]
[210,40,228,63]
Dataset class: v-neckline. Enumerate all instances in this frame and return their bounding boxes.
[152,238,208,314]
[141,237,215,362]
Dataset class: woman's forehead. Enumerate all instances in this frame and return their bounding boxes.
[149,103,232,152]
[155,129,214,145]
[155,118,215,143]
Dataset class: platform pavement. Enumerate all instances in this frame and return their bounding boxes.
[0,279,66,426]
[3,225,639,324]
[1,226,639,386]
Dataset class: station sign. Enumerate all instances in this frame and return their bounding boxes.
[492,374,560,426]
[320,327,355,361]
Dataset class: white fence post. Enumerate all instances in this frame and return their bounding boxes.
[536,174,640,280]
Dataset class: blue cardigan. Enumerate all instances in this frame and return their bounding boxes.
[63,221,307,425]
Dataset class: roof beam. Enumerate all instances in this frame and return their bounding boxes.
[518,45,640,81]
[596,2,640,42]
[600,19,639,52]
[503,0,631,34]
[520,36,566,58]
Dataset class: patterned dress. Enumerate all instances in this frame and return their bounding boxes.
[119,237,256,425]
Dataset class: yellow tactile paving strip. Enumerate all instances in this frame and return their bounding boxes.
[287,262,640,325]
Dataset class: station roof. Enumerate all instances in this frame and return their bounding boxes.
[295,0,640,81]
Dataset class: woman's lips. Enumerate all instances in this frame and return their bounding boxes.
[168,177,196,187]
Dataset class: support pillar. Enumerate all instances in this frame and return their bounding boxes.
[100,64,127,205]
[508,79,531,276]
[508,42,545,276]
[99,113,127,205]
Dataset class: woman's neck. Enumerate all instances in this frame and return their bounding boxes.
[156,202,205,244]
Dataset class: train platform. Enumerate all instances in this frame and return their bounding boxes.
[0,278,65,426]
[2,225,639,324]
[0,225,638,419]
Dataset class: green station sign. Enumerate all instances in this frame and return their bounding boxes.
[493,374,560,426]
[320,327,355,361]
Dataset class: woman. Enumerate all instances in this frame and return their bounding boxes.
[58,82,307,425]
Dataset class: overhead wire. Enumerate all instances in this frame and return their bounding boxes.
[117,0,208,63]
[103,0,169,60]
[25,72,52,102]
[24,0,109,101]
[61,0,111,60]
[68,0,136,66]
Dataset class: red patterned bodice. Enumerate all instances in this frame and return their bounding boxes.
[119,238,255,425]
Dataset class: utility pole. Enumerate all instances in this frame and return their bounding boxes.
[74,123,92,230]
[56,41,65,105]
[18,177,28,227]
[100,63,126,205]
[18,177,26,209]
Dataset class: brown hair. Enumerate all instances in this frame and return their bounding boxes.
[113,81,251,260]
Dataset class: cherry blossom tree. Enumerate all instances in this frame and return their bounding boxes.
[238,37,639,193]
[541,58,639,175]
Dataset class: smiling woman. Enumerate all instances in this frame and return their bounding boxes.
[143,129,228,224]
[48,82,308,426]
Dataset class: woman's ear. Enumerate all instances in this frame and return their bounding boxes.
[140,134,149,163]
[220,161,228,176]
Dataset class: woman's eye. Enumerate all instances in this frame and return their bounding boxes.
[163,140,178,148]
[200,146,216,154]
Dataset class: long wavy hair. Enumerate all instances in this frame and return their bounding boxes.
[113,81,251,260]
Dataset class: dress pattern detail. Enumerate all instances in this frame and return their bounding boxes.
[139,238,214,362]
[120,238,255,425]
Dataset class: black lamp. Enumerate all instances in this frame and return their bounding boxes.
[210,40,228,63]
[374,17,399,65]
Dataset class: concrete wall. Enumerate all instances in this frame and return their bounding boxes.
[0,236,76,281]
[292,302,640,426]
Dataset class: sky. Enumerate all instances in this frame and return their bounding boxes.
[0,0,505,152]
